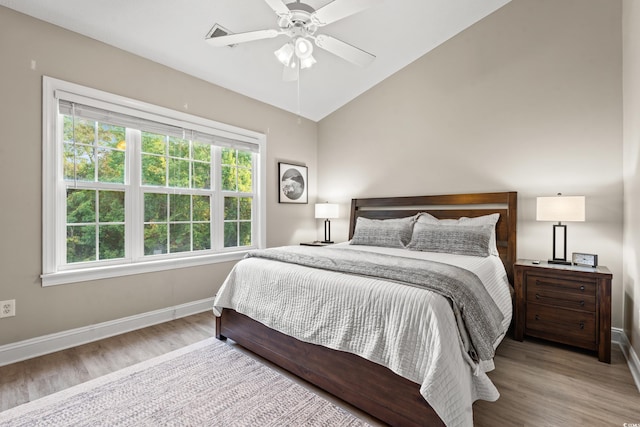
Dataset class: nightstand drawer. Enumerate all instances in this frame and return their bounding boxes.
[526,284,595,311]
[526,302,596,349]
[525,274,596,297]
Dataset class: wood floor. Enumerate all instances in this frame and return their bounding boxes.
[1,311,639,426]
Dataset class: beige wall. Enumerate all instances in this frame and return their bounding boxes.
[623,0,640,357]
[0,7,318,345]
[318,0,626,327]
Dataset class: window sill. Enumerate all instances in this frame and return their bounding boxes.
[41,251,247,287]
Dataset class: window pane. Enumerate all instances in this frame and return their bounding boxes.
[168,158,190,188]
[141,154,166,186]
[193,223,210,251]
[67,189,95,223]
[238,168,252,192]
[221,148,236,165]
[221,166,236,191]
[64,143,95,182]
[142,132,166,155]
[170,194,190,221]
[99,225,125,260]
[239,197,252,220]
[193,196,210,221]
[169,137,189,158]
[239,222,251,246]
[144,223,167,255]
[97,148,125,183]
[224,222,237,248]
[63,115,74,143]
[237,151,252,168]
[144,193,167,222]
[224,197,237,220]
[193,162,210,189]
[73,118,97,145]
[193,142,210,162]
[170,223,190,253]
[98,124,125,149]
[67,225,96,263]
[99,190,125,222]
[193,223,211,251]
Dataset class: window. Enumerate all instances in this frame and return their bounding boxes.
[42,77,266,286]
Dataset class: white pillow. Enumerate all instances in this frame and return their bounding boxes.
[416,212,500,256]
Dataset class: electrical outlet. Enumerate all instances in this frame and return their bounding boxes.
[0,300,15,318]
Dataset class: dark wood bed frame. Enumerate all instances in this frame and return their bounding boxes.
[216,192,517,426]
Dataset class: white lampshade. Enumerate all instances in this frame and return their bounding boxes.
[315,203,339,219]
[294,37,313,59]
[536,195,585,222]
[300,55,316,69]
[274,42,294,66]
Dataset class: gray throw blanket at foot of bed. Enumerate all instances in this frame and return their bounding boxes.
[246,246,505,369]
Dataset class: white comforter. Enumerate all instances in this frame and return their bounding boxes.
[213,243,512,427]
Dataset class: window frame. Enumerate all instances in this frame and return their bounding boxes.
[42,76,266,287]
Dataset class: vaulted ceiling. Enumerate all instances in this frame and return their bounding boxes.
[0,0,511,121]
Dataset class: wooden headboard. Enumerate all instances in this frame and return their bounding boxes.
[348,192,518,284]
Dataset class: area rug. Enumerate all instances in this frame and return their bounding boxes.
[0,337,371,426]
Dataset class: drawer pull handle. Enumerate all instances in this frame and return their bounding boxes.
[580,301,585,307]
[535,294,540,300]
[579,286,585,291]
[535,315,540,321]
[579,321,585,330]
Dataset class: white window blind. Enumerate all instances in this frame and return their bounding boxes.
[57,98,260,153]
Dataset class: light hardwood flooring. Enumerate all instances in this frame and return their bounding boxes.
[1,312,639,426]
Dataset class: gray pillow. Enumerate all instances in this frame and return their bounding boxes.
[406,223,494,257]
[350,216,416,248]
[416,212,500,256]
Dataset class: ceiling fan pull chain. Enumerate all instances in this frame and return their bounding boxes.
[297,61,301,122]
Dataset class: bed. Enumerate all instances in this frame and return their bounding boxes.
[214,192,517,426]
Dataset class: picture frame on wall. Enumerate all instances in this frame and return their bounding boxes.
[278,162,308,204]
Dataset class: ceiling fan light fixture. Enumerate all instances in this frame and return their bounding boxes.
[300,54,316,69]
[274,42,294,66]
[294,37,313,59]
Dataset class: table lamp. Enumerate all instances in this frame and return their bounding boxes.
[536,194,585,265]
[315,202,339,243]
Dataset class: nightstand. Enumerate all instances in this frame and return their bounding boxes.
[300,241,332,247]
[514,259,612,363]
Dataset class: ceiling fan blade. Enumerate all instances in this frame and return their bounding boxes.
[314,34,375,67]
[205,29,280,47]
[264,0,292,17]
[312,0,383,26]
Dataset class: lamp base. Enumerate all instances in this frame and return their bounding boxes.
[548,259,572,265]
[320,240,334,244]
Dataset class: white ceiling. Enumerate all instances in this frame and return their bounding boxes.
[1,0,511,121]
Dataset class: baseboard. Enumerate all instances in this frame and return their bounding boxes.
[0,297,215,368]
[613,327,640,392]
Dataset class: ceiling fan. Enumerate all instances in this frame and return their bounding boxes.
[205,0,382,81]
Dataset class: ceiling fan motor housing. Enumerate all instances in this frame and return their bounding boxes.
[278,2,318,37]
